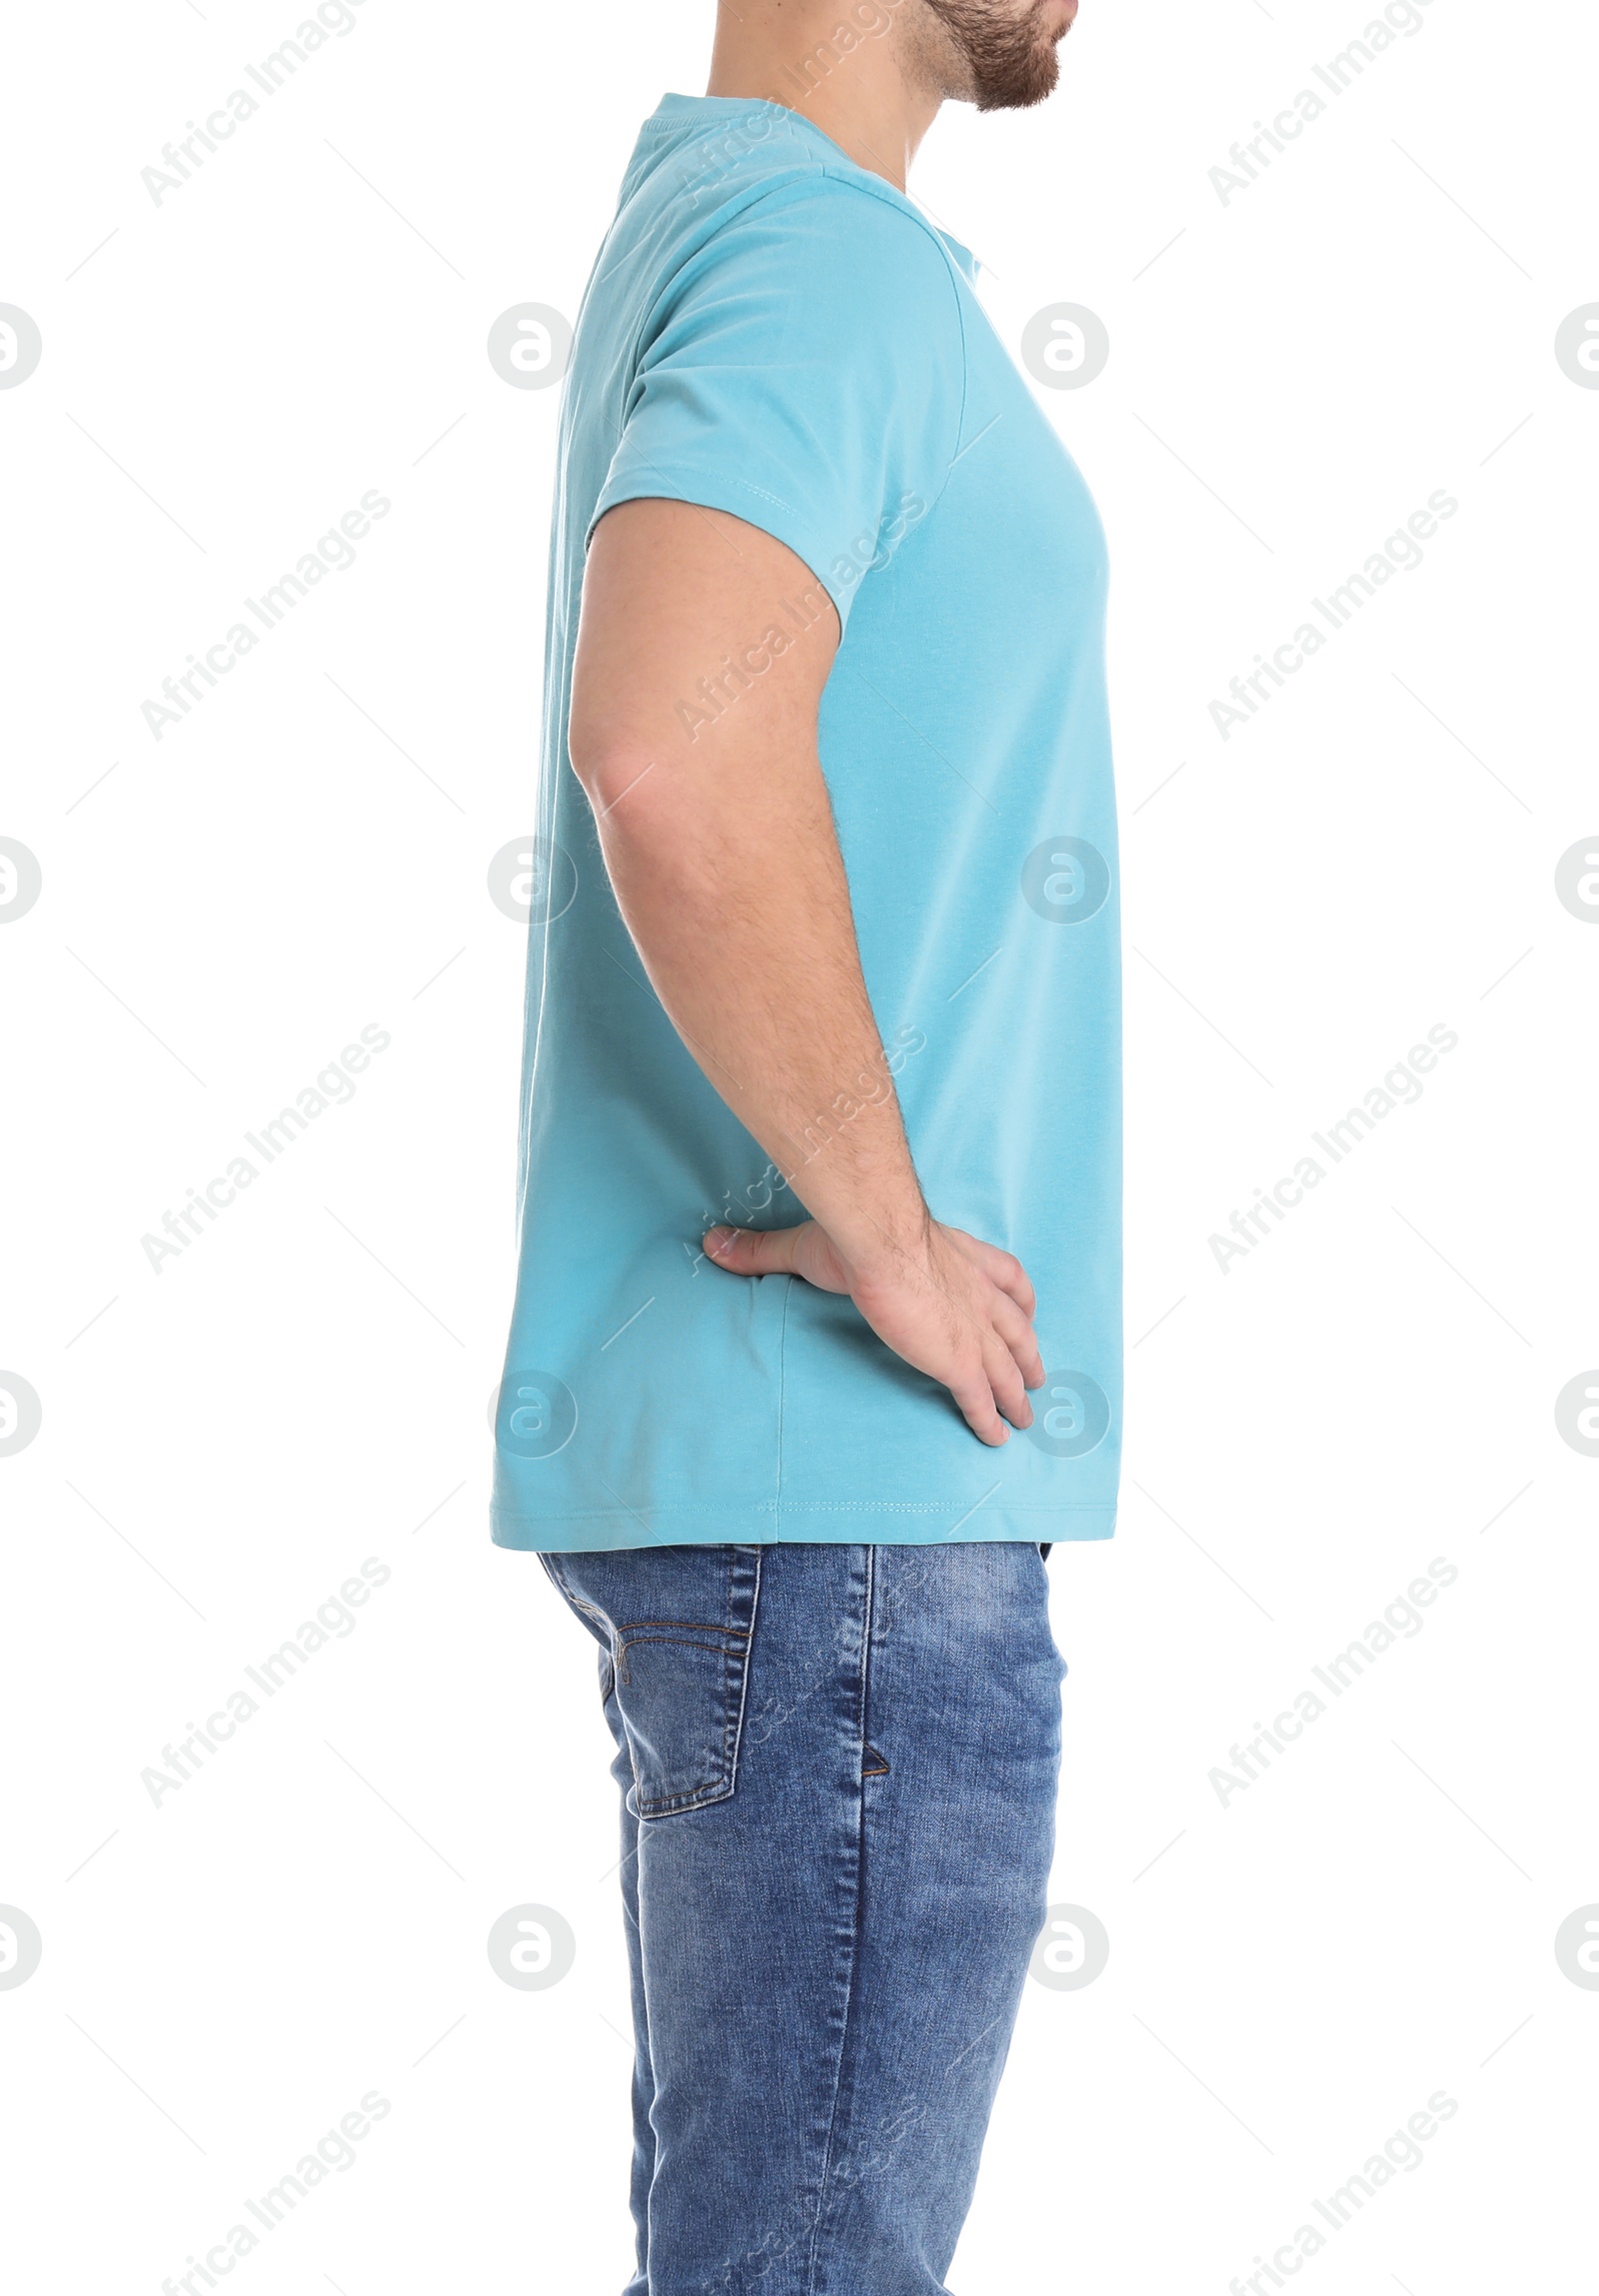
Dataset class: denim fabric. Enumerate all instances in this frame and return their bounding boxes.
[543,1540,1064,2296]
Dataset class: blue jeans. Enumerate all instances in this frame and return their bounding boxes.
[543,1540,1064,2296]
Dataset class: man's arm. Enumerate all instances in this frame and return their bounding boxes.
[567,497,1040,1445]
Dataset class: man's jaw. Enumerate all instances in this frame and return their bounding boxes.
[910,0,1078,115]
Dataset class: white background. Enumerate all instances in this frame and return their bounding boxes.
[2,0,1596,2289]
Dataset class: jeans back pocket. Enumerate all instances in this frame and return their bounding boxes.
[545,1544,763,1818]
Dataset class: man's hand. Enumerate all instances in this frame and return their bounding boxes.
[704,1218,1043,1446]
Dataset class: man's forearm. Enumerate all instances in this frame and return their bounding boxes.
[589,751,930,1271]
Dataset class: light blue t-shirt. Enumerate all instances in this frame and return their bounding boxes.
[493,95,1120,1552]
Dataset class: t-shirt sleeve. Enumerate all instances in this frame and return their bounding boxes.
[589,179,966,634]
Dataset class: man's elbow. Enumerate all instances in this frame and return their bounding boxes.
[567,727,661,827]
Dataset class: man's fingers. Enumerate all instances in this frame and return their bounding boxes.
[704,1222,800,1274]
[982,1334,1034,1430]
[948,1230,1038,1320]
[740,1215,1041,1444]
[980,1244,1036,1318]
[990,1295,1045,1387]
[949,1369,1008,1447]
[989,1251,1037,1319]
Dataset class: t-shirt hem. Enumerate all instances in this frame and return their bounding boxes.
[492,1499,1117,1553]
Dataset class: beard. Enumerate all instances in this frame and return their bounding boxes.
[914,0,1066,112]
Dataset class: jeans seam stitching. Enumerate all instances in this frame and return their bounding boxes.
[802,1545,872,2296]
[617,1634,747,1657]
[725,1544,762,1799]
[637,1778,733,1817]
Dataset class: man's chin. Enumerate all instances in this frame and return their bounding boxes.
[924,0,1072,115]
[971,42,1061,114]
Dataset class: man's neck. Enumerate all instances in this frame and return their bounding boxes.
[706,2,940,191]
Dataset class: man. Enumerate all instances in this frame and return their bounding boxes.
[494,1,1118,2286]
